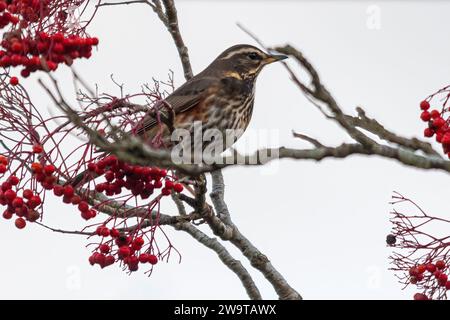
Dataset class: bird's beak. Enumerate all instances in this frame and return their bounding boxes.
[264,54,288,64]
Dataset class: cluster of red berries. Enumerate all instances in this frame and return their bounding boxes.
[2,1,51,24]
[419,100,450,157]
[89,226,158,272]
[0,1,20,28]
[89,155,184,199]
[411,259,449,300]
[0,0,99,85]
[0,32,98,82]
[30,144,98,221]
[2,144,173,272]
[0,155,41,229]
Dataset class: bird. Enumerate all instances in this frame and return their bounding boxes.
[72,44,287,186]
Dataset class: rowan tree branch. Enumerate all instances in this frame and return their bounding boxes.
[173,221,262,300]
[209,170,302,300]
[153,0,193,80]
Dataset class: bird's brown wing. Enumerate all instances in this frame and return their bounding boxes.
[135,76,218,136]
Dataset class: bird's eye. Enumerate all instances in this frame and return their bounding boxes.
[247,52,261,60]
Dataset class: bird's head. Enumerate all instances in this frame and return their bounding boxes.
[211,44,287,81]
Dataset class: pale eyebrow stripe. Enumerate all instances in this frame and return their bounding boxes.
[220,48,263,60]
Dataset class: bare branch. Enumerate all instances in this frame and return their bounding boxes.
[174,221,262,300]
[209,170,302,300]
[345,106,441,157]
[158,0,193,80]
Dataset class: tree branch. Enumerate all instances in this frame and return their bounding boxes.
[173,221,262,300]
[155,0,193,80]
[209,170,302,300]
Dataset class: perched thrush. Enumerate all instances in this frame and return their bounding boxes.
[136,44,287,149]
[72,44,286,186]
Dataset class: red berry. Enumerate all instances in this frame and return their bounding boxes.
[154,180,162,189]
[110,228,120,238]
[417,264,426,274]
[173,183,184,193]
[436,260,446,270]
[164,180,174,189]
[99,244,110,254]
[31,162,43,173]
[63,185,74,198]
[8,175,19,185]
[15,217,26,229]
[127,256,139,272]
[53,185,64,197]
[12,197,23,208]
[420,111,431,122]
[95,183,106,193]
[27,210,40,222]
[424,128,434,138]
[430,109,440,119]
[1,181,11,191]
[9,76,19,86]
[32,144,43,153]
[118,246,131,258]
[161,187,171,196]
[22,189,33,199]
[0,155,8,165]
[71,195,81,205]
[426,263,436,273]
[446,281,450,290]
[147,254,158,265]
[3,210,13,220]
[434,270,442,279]
[104,170,115,182]
[53,43,64,54]
[413,293,428,300]
[101,228,110,237]
[104,155,117,166]
[11,42,23,53]
[81,210,93,220]
[138,253,149,263]
[44,164,55,175]
[409,267,419,277]
[9,15,19,24]
[433,117,446,128]
[90,209,97,218]
[104,255,115,267]
[87,162,97,172]
[0,164,6,174]
[78,201,89,212]
[4,189,16,202]
[94,253,106,266]
[53,33,64,42]
[20,69,30,78]
[28,195,41,208]
[420,100,430,110]
[96,226,105,236]
[442,134,450,145]
[438,273,448,284]
[88,254,96,266]
[132,237,144,250]
[46,60,57,71]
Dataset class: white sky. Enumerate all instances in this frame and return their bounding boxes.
[1,1,449,300]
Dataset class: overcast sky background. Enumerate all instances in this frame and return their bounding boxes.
[1,1,449,300]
